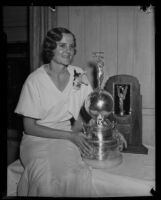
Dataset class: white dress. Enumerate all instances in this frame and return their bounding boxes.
[14,65,96,197]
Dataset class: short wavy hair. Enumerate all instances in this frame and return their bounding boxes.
[41,27,77,64]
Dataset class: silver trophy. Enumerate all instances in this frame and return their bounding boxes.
[82,52,123,167]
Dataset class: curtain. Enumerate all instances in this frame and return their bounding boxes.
[29,6,56,72]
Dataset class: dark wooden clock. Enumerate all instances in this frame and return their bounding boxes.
[104,74,148,154]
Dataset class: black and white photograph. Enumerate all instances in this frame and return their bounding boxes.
[3,4,156,197]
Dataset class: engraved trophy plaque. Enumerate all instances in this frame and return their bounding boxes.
[104,75,148,154]
[82,53,124,168]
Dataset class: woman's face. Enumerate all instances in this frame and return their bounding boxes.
[52,33,75,66]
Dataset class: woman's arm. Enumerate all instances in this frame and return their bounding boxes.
[23,116,92,156]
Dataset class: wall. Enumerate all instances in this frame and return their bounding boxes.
[57,6,155,146]
[3,6,28,42]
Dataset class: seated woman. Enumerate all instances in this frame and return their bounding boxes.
[14,27,96,197]
[9,26,152,198]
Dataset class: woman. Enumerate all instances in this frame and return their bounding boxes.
[15,27,96,196]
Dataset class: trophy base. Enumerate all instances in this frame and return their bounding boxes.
[83,152,123,169]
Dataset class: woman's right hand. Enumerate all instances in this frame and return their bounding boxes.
[70,132,93,158]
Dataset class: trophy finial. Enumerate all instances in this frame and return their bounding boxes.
[92,52,104,89]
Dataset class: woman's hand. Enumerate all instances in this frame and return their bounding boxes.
[70,118,93,157]
[70,132,93,158]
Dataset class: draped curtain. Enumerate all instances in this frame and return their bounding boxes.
[29,6,56,72]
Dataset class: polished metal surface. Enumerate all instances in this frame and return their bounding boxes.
[83,87,122,161]
[85,89,114,119]
[82,52,122,163]
[83,121,120,161]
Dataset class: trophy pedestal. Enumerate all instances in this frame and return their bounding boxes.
[104,75,148,154]
[122,144,148,154]
[83,152,123,169]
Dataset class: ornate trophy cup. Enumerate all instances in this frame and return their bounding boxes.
[82,53,124,168]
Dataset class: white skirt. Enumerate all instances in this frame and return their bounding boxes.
[17,134,96,197]
[8,134,154,197]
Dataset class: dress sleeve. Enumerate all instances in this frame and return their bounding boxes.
[14,79,43,119]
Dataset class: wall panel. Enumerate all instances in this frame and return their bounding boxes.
[56,6,69,29]
[142,109,155,146]
[117,6,135,75]
[133,8,155,109]
[99,6,118,84]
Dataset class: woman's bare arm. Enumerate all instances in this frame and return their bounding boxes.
[24,116,72,140]
[23,116,92,156]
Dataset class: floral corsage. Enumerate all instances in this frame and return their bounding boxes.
[73,69,88,90]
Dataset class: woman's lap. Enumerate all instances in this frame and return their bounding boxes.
[20,135,83,170]
[18,135,95,196]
